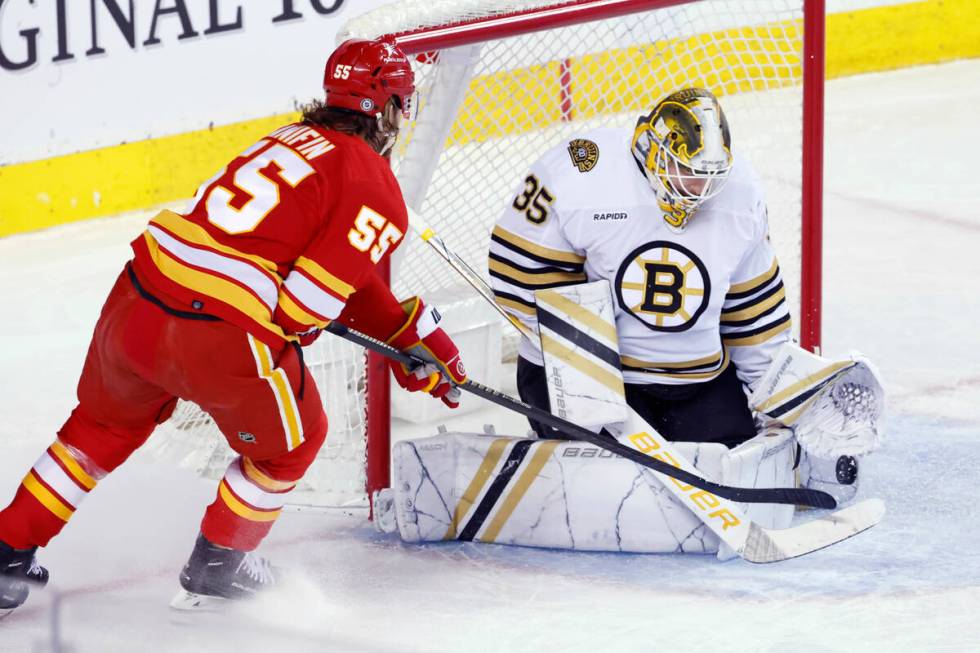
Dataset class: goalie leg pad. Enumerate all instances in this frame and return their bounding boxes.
[384,431,796,554]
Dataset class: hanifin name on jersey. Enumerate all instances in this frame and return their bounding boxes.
[593,212,629,221]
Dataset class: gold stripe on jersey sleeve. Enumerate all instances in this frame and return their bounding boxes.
[621,349,724,370]
[495,293,537,316]
[144,234,287,339]
[723,319,793,347]
[489,258,587,287]
[727,259,779,296]
[622,349,731,380]
[151,210,279,274]
[445,438,510,540]
[293,257,356,299]
[481,441,560,543]
[492,225,586,265]
[278,290,328,328]
[721,286,787,322]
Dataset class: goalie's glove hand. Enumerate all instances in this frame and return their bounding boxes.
[387,297,467,408]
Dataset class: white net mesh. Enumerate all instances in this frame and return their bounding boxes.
[156,0,814,509]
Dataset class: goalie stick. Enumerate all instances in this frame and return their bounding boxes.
[407,209,536,340]
[327,323,885,562]
[326,321,831,509]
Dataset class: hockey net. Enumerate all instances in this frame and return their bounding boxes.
[154,0,824,511]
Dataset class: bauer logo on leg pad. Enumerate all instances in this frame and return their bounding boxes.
[628,430,742,531]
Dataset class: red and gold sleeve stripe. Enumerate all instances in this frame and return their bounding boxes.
[292,257,355,299]
[22,441,99,522]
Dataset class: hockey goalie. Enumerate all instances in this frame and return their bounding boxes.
[373,89,885,559]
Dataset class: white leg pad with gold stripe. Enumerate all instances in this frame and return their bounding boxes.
[381,431,793,554]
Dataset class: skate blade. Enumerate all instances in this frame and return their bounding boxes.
[0,607,14,620]
[169,588,228,612]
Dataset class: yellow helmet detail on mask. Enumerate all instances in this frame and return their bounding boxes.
[631,88,734,231]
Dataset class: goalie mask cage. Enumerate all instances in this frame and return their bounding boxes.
[156,0,825,511]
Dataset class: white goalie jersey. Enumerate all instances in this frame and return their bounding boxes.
[490,128,792,389]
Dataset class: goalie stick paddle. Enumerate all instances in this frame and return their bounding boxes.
[324,322,836,510]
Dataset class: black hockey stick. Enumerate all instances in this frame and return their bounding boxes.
[325,322,836,509]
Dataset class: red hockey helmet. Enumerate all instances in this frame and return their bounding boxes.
[324,38,416,119]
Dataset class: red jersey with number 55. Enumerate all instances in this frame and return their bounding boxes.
[130,122,408,345]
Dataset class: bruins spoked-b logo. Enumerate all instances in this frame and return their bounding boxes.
[615,241,710,332]
[567,138,599,173]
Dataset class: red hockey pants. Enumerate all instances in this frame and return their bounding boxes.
[0,266,327,551]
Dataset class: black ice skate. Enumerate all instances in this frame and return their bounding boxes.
[0,541,49,619]
[170,533,277,611]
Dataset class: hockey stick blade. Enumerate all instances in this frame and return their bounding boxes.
[325,322,837,509]
[740,498,886,563]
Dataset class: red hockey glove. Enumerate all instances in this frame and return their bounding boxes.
[387,297,467,408]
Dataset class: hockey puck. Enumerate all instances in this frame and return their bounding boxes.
[836,456,858,485]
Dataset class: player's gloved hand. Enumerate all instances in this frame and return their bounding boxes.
[386,297,467,408]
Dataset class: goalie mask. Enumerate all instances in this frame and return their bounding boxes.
[631,88,733,231]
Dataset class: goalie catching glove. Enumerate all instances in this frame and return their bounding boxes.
[386,297,467,408]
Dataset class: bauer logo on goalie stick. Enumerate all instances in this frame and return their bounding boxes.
[615,241,710,332]
[567,138,599,172]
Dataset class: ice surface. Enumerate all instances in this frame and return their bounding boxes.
[1,60,979,652]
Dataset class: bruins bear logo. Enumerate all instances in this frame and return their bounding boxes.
[615,241,710,332]
[567,138,599,173]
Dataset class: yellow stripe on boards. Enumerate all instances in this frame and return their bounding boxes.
[218,481,281,523]
[49,441,97,490]
[3,1,979,238]
[481,441,560,543]
[23,471,74,522]
[0,113,296,238]
[444,438,510,540]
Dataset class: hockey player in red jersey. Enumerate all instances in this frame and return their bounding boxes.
[0,37,466,614]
